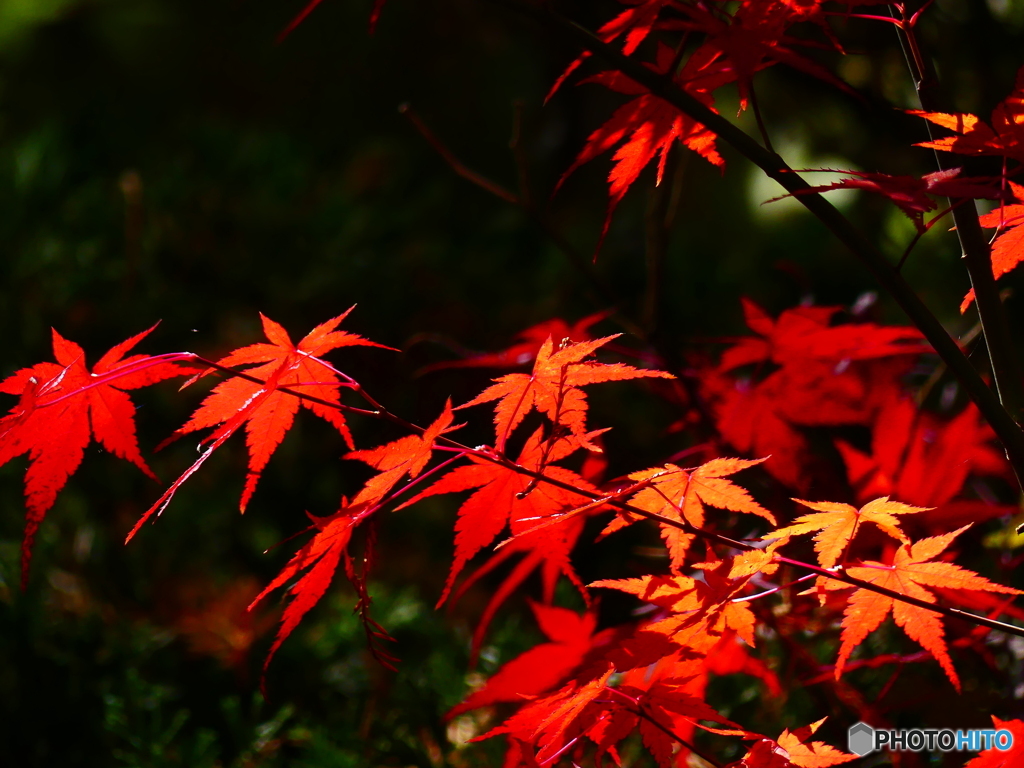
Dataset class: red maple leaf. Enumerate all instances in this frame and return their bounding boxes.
[705,299,922,488]
[719,298,925,372]
[558,43,732,253]
[249,501,365,676]
[249,403,457,680]
[401,427,599,609]
[0,325,190,583]
[821,526,1022,690]
[769,167,1004,232]
[128,310,390,539]
[836,395,1012,533]
[963,717,1024,767]
[705,630,783,698]
[910,66,1024,162]
[346,399,457,505]
[667,0,847,111]
[447,602,598,719]
[419,311,608,372]
[961,180,1024,312]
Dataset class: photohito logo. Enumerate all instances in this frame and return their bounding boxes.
[847,722,1014,756]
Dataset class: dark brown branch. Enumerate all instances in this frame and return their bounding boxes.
[893,7,1024,427]
[486,0,1024,492]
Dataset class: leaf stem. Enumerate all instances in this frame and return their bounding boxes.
[188,358,1024,640]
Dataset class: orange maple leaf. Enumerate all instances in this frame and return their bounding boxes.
[767,496,929,569]
[822,526,1022,690]
[128,310,390,539]
[909,66,1024,162]
[0,325,190,582]
[461,334,672,453]
[730,718,856,768]
[592,565,760,652]
[777,718,857,767]
[606,457,775,568]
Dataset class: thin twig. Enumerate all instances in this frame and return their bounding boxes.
[484,0,1024,495]
[893,4,1024,427]
[185,357,1024,640]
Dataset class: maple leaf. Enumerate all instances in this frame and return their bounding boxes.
[705,630,783,698]
[447,602,598,719]
[128,310,390,539]
[910,66,1024,162]
[605,457,775,568]
[821,526,1022,690]
[588,659,743,768]
[480,649,739,768]
[767,496,929,570]
[769,167,1004,232]
[558,43,732,252]
[729,719,855,768]
[727,739,796,768]
[776,718,857,768]
[666,0,851,111]
[592,569,758,652]
[719,298,925,372]
[346,399,457,505]
[401,427,599,607]
[451,510,592,662]
[961,180,1024,312]
[249,501,364,675]
[461,334,672,453]
[480,667,616,765]
[420,312,608,372]
[836,396,1012,532]
[706,299,922,489]
[963,717,1024,767]
[0,325,190,583]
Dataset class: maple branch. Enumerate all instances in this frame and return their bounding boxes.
[771,556,1024,637]
[193,357,381,418]
[599,688,724,768]
[894,6,1024,427]
[488,0,1024,492]
[193,359,1024,640]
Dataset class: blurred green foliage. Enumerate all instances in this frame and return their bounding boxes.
[2,0,1024,765]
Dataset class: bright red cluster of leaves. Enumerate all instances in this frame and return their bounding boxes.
[2,297,1020,766]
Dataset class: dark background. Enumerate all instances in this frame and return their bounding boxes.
[1,0,1023,765]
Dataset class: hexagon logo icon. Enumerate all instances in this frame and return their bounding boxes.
[848,722,876,756]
